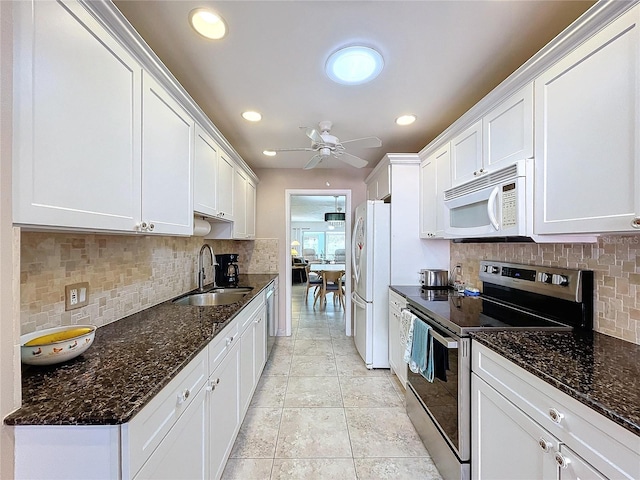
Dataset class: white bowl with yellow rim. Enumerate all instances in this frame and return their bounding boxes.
[20,325,97,366]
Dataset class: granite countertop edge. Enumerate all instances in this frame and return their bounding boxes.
[5,273,278,427]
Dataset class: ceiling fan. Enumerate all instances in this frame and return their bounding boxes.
[272,120,382,170]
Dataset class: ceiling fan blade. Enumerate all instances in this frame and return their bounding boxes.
[340,136,382,149]
[305,127,324,145]
[303,154,323,170]
[272,147,315,153]
[337,151,369,168]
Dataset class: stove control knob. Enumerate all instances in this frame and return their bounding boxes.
[491,266,500,274]
[552,274,569,286]
[482,265,489,273]
[539,272,553,284]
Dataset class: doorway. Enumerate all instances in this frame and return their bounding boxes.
[285,189,352,337]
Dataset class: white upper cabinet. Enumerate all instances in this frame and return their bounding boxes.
[483,83,533,169]
[193,125,219,218]
[534,6,640,235]
[366,163,390,200]
[141,72,194,235]
[451,84,533,187]
[13,0,142,231]
[217,151,235,221]
[450,120,482,186]
[420,144,451,238]
[232,167,257,240]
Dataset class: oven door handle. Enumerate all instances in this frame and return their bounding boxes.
[430,329,458,349]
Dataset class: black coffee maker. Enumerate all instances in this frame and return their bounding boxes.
[215,254,239,286]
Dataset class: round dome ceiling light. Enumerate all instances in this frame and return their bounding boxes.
[325,46,384,85]
[189,8,228,40]
[263,150,276,157]
[396,114,417,126]
[241,111,262,122]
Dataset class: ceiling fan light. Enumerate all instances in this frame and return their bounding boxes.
[396,114,417,126]
[326,46,384,85]
[242,111,262,122]
[189,8,227,40]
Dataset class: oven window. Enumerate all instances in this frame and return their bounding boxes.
[450,200,489,228]
[407,344,459,451]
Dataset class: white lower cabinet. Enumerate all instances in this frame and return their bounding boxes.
[472,342,640,480]
[13,287,272,480]
[387,289,407,388]
[208,339,240,480]
[134,385,208,480]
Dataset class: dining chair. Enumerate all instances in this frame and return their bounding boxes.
[304,264,323,303]
[313,270,346,309]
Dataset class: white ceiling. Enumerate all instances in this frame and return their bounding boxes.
[114,0,594,172]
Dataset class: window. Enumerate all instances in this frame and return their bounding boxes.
[302,231,345,261]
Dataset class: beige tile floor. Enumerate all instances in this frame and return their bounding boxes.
[221,284,443,480]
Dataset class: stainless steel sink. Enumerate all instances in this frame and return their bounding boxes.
[173,291,248,306]
[209,287,253,294]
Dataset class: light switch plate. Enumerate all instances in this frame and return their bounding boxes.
[65,282,89,311]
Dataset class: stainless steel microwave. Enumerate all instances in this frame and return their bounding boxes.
[443,160,532,239]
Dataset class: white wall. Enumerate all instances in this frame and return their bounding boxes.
[1,2,19,477]
[254,168,371,333]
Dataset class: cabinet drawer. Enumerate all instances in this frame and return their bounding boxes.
[209,321,240,372]
[239,293,265,333]
[126,347,208,476]
[473,342,640,480]
[388,290,407,311]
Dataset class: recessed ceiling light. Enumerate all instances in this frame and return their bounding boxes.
[189,8,228,40]
[263,150,276,156]
[242,111,262,122]
[396,114,417,126]
[325,46,384,85]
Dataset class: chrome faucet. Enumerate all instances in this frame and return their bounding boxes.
[198,244,217,292]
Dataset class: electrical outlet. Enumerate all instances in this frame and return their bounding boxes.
[65,282,89,311]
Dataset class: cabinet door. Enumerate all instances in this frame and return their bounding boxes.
[209,341,240,480]
[233,168,247,238]
[472,374,558,480]
[193,125,219,217]
[434,145,451,237]
[217,152,235,220]
[377,164,391,199]
[534,6,640,234]
[483,83,533,169]
[450,120,482,186]
[239,318,255,417]
[366,179,378,201]
[141,72,194,235]
[419,158,437,238]
[13,0,141,231]
[246,179,256,238]
[557,445,607,480]
[133,386,208,480]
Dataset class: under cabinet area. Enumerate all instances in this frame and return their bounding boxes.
[472,342,640,480]
[534,5,640,235]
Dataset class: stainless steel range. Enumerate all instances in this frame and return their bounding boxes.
[404,261,594,480]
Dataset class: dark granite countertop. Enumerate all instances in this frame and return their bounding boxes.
[471,331,640,437]
[5,274,277,426]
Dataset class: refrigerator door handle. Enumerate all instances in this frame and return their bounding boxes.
[351,292,367,308]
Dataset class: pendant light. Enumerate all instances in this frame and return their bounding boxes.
[325,196,345,226]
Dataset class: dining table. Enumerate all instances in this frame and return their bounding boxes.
[309,263,346,272]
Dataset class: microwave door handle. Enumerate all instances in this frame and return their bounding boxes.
[487,186,500,231]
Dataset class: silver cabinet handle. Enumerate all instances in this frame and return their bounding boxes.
[206,378,221,392]
[177,388,190,404]
[148,223,154,231]
[632,218,640,228]
[538,438,552,453]
[554,451,569,469]
[549,408,564,424]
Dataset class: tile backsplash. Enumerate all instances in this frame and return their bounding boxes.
[450,235,640,345]
[20,232,278,334]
